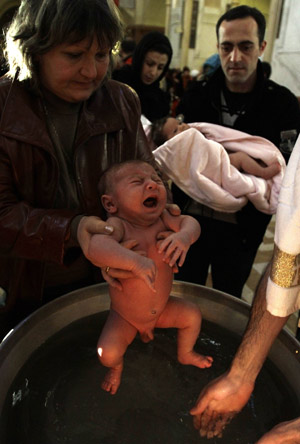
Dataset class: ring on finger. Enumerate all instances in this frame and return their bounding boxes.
[105,266,110,273]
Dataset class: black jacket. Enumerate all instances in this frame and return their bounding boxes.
[0,76,154,311]
[176,61,300,152]
[174,61,300,243]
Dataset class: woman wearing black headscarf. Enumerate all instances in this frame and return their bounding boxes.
[113,31,173,122]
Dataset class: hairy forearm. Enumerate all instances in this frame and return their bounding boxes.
[229,263,289,383]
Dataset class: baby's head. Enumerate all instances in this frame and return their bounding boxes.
[151,117,190,147]
[98,160,167,224]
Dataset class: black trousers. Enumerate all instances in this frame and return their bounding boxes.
[175,212,271,298]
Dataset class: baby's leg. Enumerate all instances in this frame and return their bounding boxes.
[229,152,281,179]
[97,309,137,395]
[156,296,213,368]
[241,155,281,179]
[255,161,281,180]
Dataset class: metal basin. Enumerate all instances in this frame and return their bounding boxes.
[0,281,299,444]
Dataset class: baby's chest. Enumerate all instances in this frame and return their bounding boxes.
[123,220,165,257]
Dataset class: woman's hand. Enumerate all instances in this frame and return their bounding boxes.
[77,216,132,288]
[77,215,114,258]
[101,240,147,289]
[78,217,150,289]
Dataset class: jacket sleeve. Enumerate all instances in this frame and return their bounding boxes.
[0,142,80,264]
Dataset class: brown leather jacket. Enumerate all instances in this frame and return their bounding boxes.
[0,76,155,312]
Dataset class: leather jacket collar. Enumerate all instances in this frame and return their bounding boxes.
[0,77,127,151]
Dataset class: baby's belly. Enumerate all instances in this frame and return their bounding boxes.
[110,264,173,327]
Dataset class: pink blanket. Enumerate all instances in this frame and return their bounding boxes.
[153,123,286,214]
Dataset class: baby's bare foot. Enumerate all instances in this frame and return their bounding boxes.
[101,367,122,395]
[261,162,281,180]
[178,351,213,368]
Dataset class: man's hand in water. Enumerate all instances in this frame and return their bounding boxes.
[190,370,254,438]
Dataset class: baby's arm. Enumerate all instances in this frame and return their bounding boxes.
[158,211,200,267]
[229,152,281,179]
[87,217,156,291]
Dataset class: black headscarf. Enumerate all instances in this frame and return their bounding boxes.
[113,31,173,121]
[131,31,173,85]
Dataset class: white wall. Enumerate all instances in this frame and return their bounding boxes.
[270,0,300,96]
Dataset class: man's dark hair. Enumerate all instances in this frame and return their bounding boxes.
[216,5,266,45]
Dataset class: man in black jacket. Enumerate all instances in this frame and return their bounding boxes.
[174,5,300,298]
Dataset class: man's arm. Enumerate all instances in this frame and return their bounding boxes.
[191,263,289,438]
[229,263,289,386]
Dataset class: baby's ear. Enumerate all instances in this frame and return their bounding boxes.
[101,194,118,214]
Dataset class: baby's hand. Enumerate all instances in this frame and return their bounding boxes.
[158,232,190,267]
[132,255,157,292]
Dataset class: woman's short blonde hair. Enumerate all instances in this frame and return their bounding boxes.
[4,0,123,89]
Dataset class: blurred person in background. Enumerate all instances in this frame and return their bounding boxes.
[112,37,136,71]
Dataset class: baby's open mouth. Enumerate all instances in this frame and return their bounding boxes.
[143,197,157,208]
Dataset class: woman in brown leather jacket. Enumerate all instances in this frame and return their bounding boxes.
[0,0,159,339]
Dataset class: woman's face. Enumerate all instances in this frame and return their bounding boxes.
[141,51,168,85]
[38,35,110,102]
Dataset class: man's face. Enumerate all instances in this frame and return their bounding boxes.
[217,17,266,92]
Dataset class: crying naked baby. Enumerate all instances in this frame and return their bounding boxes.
[88,160,213,394]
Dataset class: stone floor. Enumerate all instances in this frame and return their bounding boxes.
[206,215,299,336]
